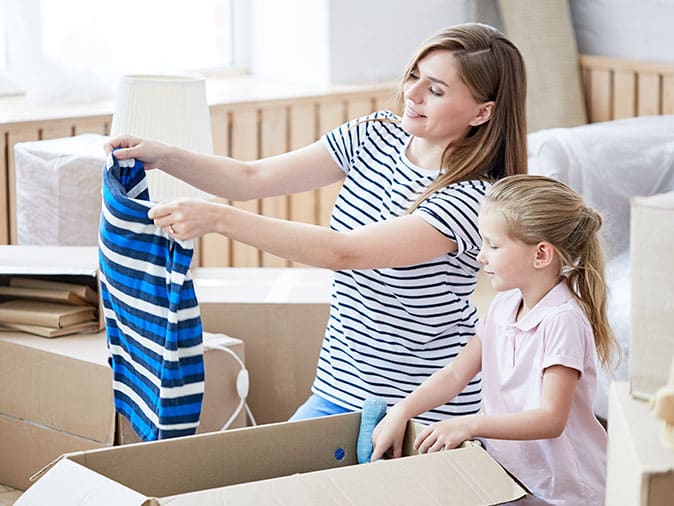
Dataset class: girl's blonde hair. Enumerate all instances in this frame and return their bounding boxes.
[484,175,619,369]
[401,23,528,212]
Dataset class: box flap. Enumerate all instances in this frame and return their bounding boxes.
[15,459,149,506]
[161,447,525,506]
[0,413,108,491]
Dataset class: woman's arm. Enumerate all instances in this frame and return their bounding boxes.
[414,364,579,453]
[369,336,483,460]
[106,135,345,200]
[149,200,459,270]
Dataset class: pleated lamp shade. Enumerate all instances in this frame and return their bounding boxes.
[110,75,213,201]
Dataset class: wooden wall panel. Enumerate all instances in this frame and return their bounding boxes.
[73,116,111,135]
[200,107,231,267]
[317,100,346,228]
[39,120,74,140]
[260,106,290,267]
[579,54,674,123]
[288,103,319,268]
[664,76,674,115]
[347,97,376,119]
[637,73,661,116]
[589,68,612,123]
[612,70,636,119]
[0,132,7,244]
[9,57,674,264]
[229,109,260,267]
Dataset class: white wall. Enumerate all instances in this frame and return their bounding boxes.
[248,0,674,85]
[328,0,466,83]
[248,0,466,84]
[569,0,674,63]
[249,0,330,85]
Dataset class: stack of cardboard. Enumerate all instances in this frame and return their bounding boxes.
[0,246,104,338]
[0,277,99,337]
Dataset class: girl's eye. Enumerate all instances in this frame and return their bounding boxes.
[408,71,419,80]
[429,86,442,97]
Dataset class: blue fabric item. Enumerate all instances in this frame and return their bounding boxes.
[357,397,388,463]
[98,153,204,441]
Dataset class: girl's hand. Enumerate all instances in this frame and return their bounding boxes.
[370,406,409,461]
[104,134,168,170]
[149,199,225,240]
[414,415,475,453]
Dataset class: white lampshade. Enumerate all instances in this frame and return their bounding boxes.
[110,75,213,201]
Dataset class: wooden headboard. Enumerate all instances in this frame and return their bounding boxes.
[1,54,673,267]
[580,55,674,121]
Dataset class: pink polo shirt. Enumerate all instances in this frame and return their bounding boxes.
[477,282,607,506]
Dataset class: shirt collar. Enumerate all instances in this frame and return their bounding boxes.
[508,281,575,332]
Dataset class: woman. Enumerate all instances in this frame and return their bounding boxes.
[105,22,528,422]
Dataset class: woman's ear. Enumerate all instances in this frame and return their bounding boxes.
[533,241,556,269]
[470,101,495,126]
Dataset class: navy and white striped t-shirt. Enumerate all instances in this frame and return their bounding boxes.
[317,110,488,423]
[98,153,204,441]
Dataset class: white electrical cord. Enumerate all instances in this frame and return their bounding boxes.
[202,341,257,430]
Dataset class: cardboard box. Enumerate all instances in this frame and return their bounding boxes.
[0,330,246,490]
[0,245,104,333]
[605,382,674,505]
[193,267,333,424]
[630,192,674,400]
[16,412,526,505]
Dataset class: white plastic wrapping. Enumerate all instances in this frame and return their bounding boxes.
[528,115,674,418]
[14,134,109,246]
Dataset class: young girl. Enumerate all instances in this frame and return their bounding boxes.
[105,23,528,423]
[371,174,618,506]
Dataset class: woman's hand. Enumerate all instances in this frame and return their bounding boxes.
[414,415,476,453]
[370,405,409,461]
[149,199,225,240]
[104,134,169,171]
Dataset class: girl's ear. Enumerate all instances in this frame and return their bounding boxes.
[469,101,495,127]
[533,242,556,269]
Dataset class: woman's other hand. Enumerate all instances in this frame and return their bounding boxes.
[149,199,225,240]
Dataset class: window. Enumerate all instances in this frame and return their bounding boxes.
[0,0,242,99]
[0,6,5,69]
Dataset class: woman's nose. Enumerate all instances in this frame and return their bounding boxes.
[405,80,423,104]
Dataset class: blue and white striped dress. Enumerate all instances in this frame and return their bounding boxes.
[98,153,204,441]
[316,111,487,423]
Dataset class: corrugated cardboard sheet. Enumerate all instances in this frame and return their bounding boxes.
[606,382,674,505]
[17,412,526,505]
[630,193,674,400]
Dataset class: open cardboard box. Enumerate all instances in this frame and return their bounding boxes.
[0,245,104,333]
[16,411,527,505]
[605,382,674,505]
[0,330,246,490]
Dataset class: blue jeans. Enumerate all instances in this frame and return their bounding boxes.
[289,394,353,421]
